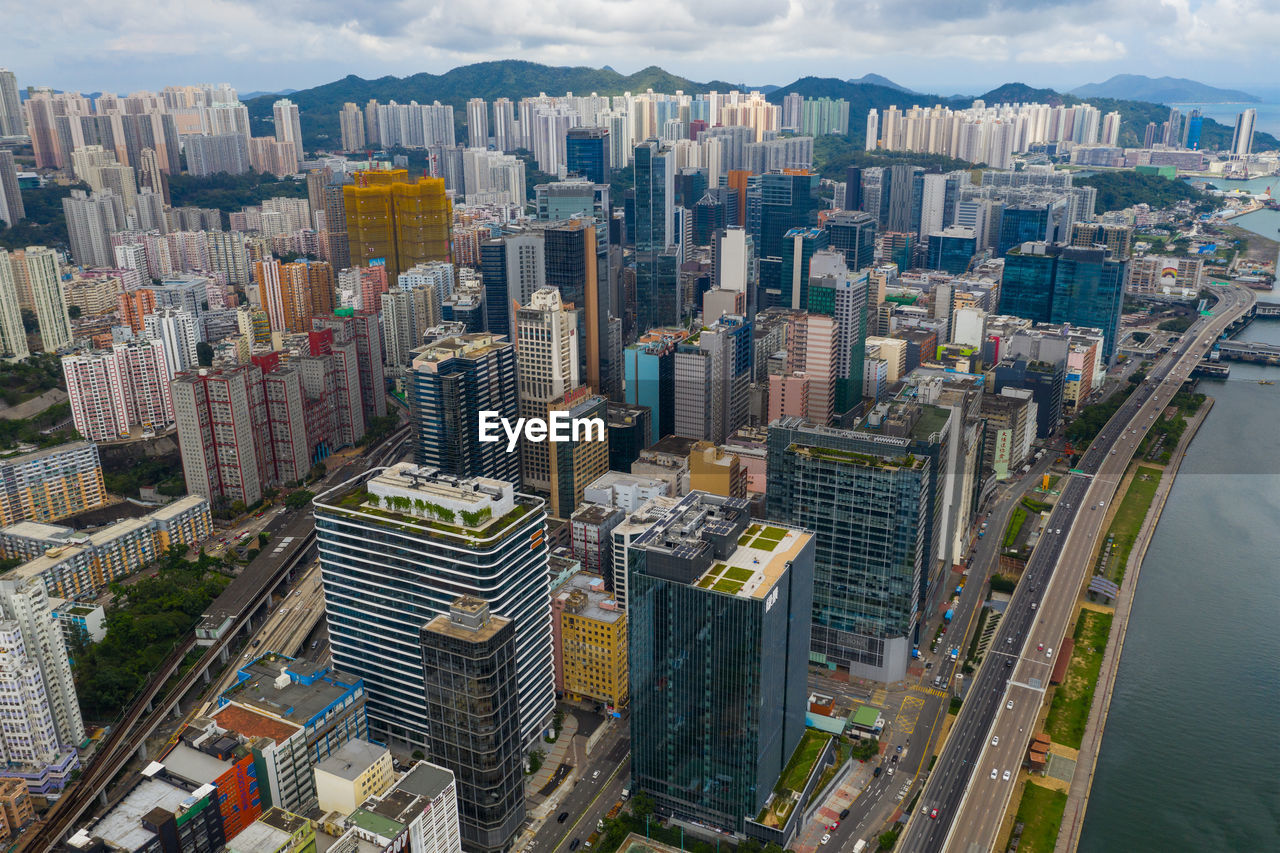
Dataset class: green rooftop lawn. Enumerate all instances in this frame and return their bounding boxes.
[722,566,754,582]
[759,526,788,540]
[776,730,832,793]
[750,538,780,552]
[712,577,746,594]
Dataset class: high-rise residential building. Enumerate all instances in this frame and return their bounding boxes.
[408,334,521,484]
[184,132,251,176]
[420,597,523,853]
[344,170,451,279]
[0,251,29,359]
[142,307,200,376]
[62,340,173,441]
[0,441,107,528]
[63,189,125,268]
[315,464,554,749]
[0,69,21,137]
[516,288,581,492]
[461,147,526,205]
[312,310,386,422]
[273,98,304,166]
[171,364,267,508]
[0,573,85,792]
[1001,242,1126,361]
[339,102,366,151]
[1232,107,1256,156]
[565,127,610,185]
[0,150,24,228]
[628,491,814,832]
[466,97,489,148]
[491,98,517,152]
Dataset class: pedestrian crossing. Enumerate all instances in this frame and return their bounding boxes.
[911,684,948,698]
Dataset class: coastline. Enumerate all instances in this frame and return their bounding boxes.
[1052,396,1216,853]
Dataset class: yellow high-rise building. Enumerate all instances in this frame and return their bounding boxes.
[688,441,747,498]
[344,169,451,280]
[551,573,627,709]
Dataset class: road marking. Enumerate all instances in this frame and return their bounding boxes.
[910,685,947,698]
[1007,680,1048,694]
[550,750,628,853]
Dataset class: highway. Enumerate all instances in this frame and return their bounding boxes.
[899,284,1255,853]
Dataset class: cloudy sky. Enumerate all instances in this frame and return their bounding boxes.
[7,0,1278,97]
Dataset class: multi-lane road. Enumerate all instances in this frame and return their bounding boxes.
[900,285,1255,852]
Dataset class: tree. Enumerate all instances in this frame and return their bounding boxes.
[878,828,901,850]
[67,304,82,319]
[285,490,315,511]
[20,308,36,334]
[631,791,655,820]
[196,341,214,367]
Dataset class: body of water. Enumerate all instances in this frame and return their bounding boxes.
[1170,101,1280,139]
[1078,321,1280,850]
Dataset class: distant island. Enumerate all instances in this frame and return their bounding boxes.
[1070,74,1260,104]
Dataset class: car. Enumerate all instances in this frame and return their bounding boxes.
[592,770,600,780]
[821,835,831,845]
[873,766,882,777]
[1006,659,1013,667]
[991,736,999,746]
[891,755,898,764]
[558,813,569,824]
[832,821,839,829]
[1110,449,1116,455]
[991,768,998,779]
[1031,602,1038,610]
[1055,529,1062,535]
[1003,770,1012,781]
[1099,501,1106,508]
[1038,643,1044,651]
[840,809,850,820]
[895,745,903,753]
[1046,647,1054,657]
[1007,700,1014,710]
[929,808,939,820]
[570,841,581,852]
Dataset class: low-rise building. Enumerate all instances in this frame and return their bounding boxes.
[582,471,669,513]
[688,441,747,498]
[66,764,226,853]
[336,761,462,853]
[227,806,315,853]
[0,777,34,843]
[568,503,624,580]
[314,739,394,816]
[161,733,263,840]
[48,598,106,644]
[550,573,627,709]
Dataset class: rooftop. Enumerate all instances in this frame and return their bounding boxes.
[412,333,508,370]
[394,760,454,801]
[553,573,622,624]
[315,739,387,782]
[92,777,196,850]
[422,606,511,644]
[691,523,811,599]
[221,654,361,728]
[585,471,668,492]
[160,743,231,785]
[211,703,300,745]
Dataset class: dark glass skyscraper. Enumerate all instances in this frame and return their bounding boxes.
[421,597,524,853]
[757,172,821,307]
[629,492,814,832]
[1001,243,1126,361]
[926,227,978,274]
[825,210,877,272]
[565,127,610,185]
[408,333,521,484]
[633,141,671,333]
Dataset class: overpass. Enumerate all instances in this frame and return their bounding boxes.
[897,284,1255,853]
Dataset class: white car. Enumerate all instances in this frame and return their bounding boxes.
[1002,770,1011,781]
[821,835,831,845]
[1046,647,1054,658]
[592,770,600,780]
[991,736,999,746]
[1007,700,1014,710]
[990,768,998,779]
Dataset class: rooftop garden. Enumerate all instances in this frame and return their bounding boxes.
[326,488,532,542]
[793,444,923,470]
[757,729,833,827]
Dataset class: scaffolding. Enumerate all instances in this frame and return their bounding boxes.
[343,170,452,280]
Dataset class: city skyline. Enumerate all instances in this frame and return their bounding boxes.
[7,0,1280,96]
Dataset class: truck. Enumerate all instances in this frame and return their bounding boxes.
[944,609,954,622]
[853,842,867,853]
[620,788,630,800]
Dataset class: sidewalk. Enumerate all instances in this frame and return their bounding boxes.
[1052,398,1213,853]
[526,711,581,820]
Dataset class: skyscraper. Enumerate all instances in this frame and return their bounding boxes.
[24,248,71,353]
[171,364,267,508]
[1001,242,1126,361]
[629,492,814,832]
[825,211,876,272]
[142,308,199,376]
[466,98,489,148]
[409,334,521,485]
[420,597,523,853]
[926,226,978,275]
[766,417,937,682]
[0,69,21,137]
[315,463,554,747]
[633,140,672,333]
[565,127,610,185]
[272,98,304,166]
[516,288,580,492]
[1232,107,1256,156]
[344,170,451,279]
[0,251,29,360]
[62,190,125,268]
[0,150,24,227]
[339,102,366,151]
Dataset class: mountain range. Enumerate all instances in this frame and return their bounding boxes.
[243,61,1277,152]
[1070,74,1259,104]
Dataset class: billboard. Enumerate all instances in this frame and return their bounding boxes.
[993,428,1012,481]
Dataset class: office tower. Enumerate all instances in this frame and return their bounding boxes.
[1070,222,1133,261]
[545,220,609,391]
[825,210,876,272]
[673,315,750,444]
[1183,109,1203,150]
[997,198,1067,257]
[339,102,366,151]
[807,253,870,420]
[0,69,21,137]
[547,391,608,519]
[171,364,267,507]
[779,226,829,310]
[516,289,580,492]
[768,311,839,426]
[926,226,978,274]
[409,334,521,484]
[316,464,554,748]
[0,150,23,227]
[420,597,523,853]
[466,97,489,147]
[344,169,451,280]
[628,492,814,832]
[1232,108,1256,156]
[382,284,441,369]
[480,230,545,339]
[633,140,672,333]
[142,307,199,375]
[766,418,936,681]
[1001,242,1126,361]
[272,98,303,166]
[0,252,28,359]
[757,172,821,306]
[565,127,610,185]
[624,336,676,445]
[23,248,71,353]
